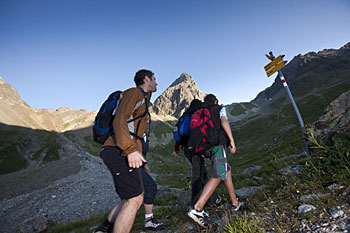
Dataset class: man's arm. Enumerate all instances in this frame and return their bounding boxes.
[221,116,236,154]
[127,151,146,168]
[173,141,180,157]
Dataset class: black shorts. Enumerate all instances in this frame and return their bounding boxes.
[100,146,144,200]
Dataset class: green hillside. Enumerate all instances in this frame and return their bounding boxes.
[0,125,62,174]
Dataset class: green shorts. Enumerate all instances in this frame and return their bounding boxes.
[207,145,231,180]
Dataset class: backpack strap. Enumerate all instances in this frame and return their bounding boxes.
[207,104,229,145]
[205,104,222,130]
[127,87,150,141]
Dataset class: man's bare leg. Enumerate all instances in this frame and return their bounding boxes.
[223,170,239,206]
[194,178,221,211]
[144,204,154,215]
[107,201,124,223]
[112,193,144,233]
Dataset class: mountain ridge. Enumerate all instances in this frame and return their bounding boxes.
[0,76,97,131]
[251,42,350,108]
[2,41,349,129]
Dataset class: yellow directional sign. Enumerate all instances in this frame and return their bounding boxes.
[264,55,285,77]
[265,54,273,61]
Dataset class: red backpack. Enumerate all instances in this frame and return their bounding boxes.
[186,107,220,156]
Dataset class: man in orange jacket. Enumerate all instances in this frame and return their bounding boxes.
[93,69,157,233]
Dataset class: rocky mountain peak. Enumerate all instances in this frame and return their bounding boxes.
[0,76,29,107]
[169,72,193,87]
[152,73,206,118]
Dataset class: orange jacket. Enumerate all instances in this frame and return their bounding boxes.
[103,87,151,155]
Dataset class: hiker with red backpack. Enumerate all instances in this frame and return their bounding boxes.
[173,99,220,207]
[187,94,243,228]
[93,69,157,233]
[173,99,209,204]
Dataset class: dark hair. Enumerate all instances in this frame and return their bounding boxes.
[134,69,154,86]
[186,99,202,114]
[204,94,218,105]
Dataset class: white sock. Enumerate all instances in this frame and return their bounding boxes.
[145,213,153,219]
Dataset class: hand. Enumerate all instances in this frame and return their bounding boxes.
[173,151,179,157]
[127,151,146,168]
[144,164,151,174]
[229,141,236,154]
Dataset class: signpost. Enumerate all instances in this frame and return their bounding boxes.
[264,55,286,77]
[264,52,310,156]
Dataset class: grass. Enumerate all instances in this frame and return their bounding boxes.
[306,131,350,186]
[0,129,28,173]
[293,82,350,124]
[223,212,265,233]
[83,135,101,156]
[63,130,101,157]
[243,103,256,110]
[151,121,173,138]
[44,215,107,233]
[230,104,247,116]
[149,141,192,190]
[0,144,28,174]
[230,103,256,116]
[0,128,63,173]
[43,133,61,163]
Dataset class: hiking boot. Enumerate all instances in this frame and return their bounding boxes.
[230,200,244,214]
[143,216,164,231]
[187,207,209,228]
[92,222,112,233]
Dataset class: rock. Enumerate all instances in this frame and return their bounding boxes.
[328,209,344,219]
[345,222,350,231]
[19,216,56,233]
[300,193,330,201]
[279,165,305,175]
[241,165,261,177]
[235,185,266,197]
[298,204,317,215]
[277,152,307,161]
[328,183,345,192]
[307,90,350,145]
[252,176,263,181]
[320,221,329,227]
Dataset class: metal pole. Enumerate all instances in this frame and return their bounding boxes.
[270,52,311,156]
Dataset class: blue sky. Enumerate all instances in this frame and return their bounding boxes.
[1,0,349,112]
